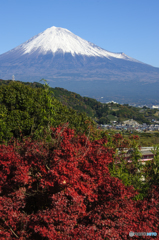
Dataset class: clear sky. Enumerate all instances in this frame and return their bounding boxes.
[0,0,158,67]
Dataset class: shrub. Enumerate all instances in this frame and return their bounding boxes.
[0,126,158,239]
[0,80,95,145]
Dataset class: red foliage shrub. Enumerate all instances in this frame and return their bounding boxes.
[129,135,140,140]
[0,126,158,239]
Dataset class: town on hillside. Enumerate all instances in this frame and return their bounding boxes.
[99,119,159,132]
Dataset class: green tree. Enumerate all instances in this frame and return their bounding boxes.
[0,80,96,145]
[143,145,159,191]
[108,136,150,201]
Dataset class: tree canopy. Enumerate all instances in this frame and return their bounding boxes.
[0,80,95,144]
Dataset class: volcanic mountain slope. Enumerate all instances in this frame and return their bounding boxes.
[0,26,158,83]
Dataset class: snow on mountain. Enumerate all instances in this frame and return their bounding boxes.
[6,26,138,62]
[0,25,158,87]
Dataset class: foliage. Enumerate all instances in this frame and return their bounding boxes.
[122,131,159,147]
[0,80,95,145]
[44,86,96,119]
[108,134,151,201]
[143,145,159,190]
[0,126,158,239]
[0,78,159,238]
[1,79,159,125]
[89,129,159,201]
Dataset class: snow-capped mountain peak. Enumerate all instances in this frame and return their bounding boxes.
[11,26,136,61]
[0,25,158,93]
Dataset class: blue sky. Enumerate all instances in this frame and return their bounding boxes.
[0,0,159,67]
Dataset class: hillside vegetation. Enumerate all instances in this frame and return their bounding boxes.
[0,80,96,144]
[1,79,159,126]
[40,84,159,125]
[0,79,159,239]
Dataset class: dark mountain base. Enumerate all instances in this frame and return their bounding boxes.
[47,80,159,106]
[1,77,158,106]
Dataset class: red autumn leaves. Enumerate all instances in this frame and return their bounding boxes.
[0,126,158,239]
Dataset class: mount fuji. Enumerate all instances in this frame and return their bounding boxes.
[0,26,159,104]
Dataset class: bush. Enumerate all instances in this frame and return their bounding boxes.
[0,80,96,145]
[0,126,158,239]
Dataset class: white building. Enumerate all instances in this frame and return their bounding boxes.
[152,105,159,109]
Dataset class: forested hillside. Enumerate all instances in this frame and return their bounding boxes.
[1,79,158,125]
[0,79,159,239]
[38,83,159,125]
[49,88,159,124]
[0,80,95,144]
